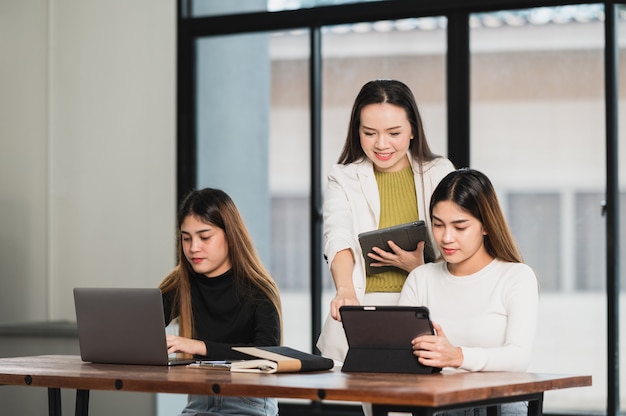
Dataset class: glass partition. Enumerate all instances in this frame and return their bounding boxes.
[190,0,390,16]
[194,29,313,352]
[176,2,626,414]
[191,0,267,15]
[618,5,626,414]
[269,29,312,352]
[469,5,614,412]
[319,17,448,324]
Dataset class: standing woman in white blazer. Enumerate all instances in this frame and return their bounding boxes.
[316,79,455,362]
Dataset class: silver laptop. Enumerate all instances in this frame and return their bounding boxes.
[73,287,195,366]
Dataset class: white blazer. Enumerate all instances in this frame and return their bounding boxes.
[317,156,455,361]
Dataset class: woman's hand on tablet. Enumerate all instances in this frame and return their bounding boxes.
[411,323,463,368]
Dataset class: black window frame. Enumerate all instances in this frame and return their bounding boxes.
[176,1,622,414]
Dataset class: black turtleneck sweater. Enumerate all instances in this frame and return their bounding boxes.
[163,268,280,360]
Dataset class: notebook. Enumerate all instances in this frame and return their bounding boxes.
[339,305,442,374]
[188,346,335,373]
[73,287,195,366]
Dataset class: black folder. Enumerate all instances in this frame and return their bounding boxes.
[339,305,442,374]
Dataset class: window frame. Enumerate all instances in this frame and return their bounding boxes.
[176,1,623,414]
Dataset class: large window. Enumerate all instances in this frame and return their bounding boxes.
[470,6,618,410]
[178,2,626,414]
[318,16,448,337]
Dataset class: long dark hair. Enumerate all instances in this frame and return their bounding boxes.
[338,79,440,167]
[159,188,283,340]
[430,168,523,263]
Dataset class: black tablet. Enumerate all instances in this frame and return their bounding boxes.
[358,221,435,274]
[339,305,441,374]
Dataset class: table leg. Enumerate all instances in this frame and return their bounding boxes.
[48,387,62,416]
[371,404,385,416]
[527,393,544,416]
[75,389,90,416]
[487,405,501,416]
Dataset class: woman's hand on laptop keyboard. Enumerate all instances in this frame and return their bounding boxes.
[166,334,207,356]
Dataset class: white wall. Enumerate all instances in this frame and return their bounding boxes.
[0,1,176,322]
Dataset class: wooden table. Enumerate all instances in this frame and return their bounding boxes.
[0,355,591,416]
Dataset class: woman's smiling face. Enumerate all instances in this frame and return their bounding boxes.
[359,102,413,173]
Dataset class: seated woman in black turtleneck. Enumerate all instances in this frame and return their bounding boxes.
[159,187,282,416]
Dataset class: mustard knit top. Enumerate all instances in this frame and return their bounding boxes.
[365,165,419,293]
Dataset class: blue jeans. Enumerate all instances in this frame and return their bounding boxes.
[179,394,278,416]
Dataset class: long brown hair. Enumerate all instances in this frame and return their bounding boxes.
[430,168,523,263]
[159,188,283,341]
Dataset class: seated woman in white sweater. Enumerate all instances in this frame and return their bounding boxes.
[399,168,539,415]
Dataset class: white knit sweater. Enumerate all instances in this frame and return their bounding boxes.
[399,259,539,372]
